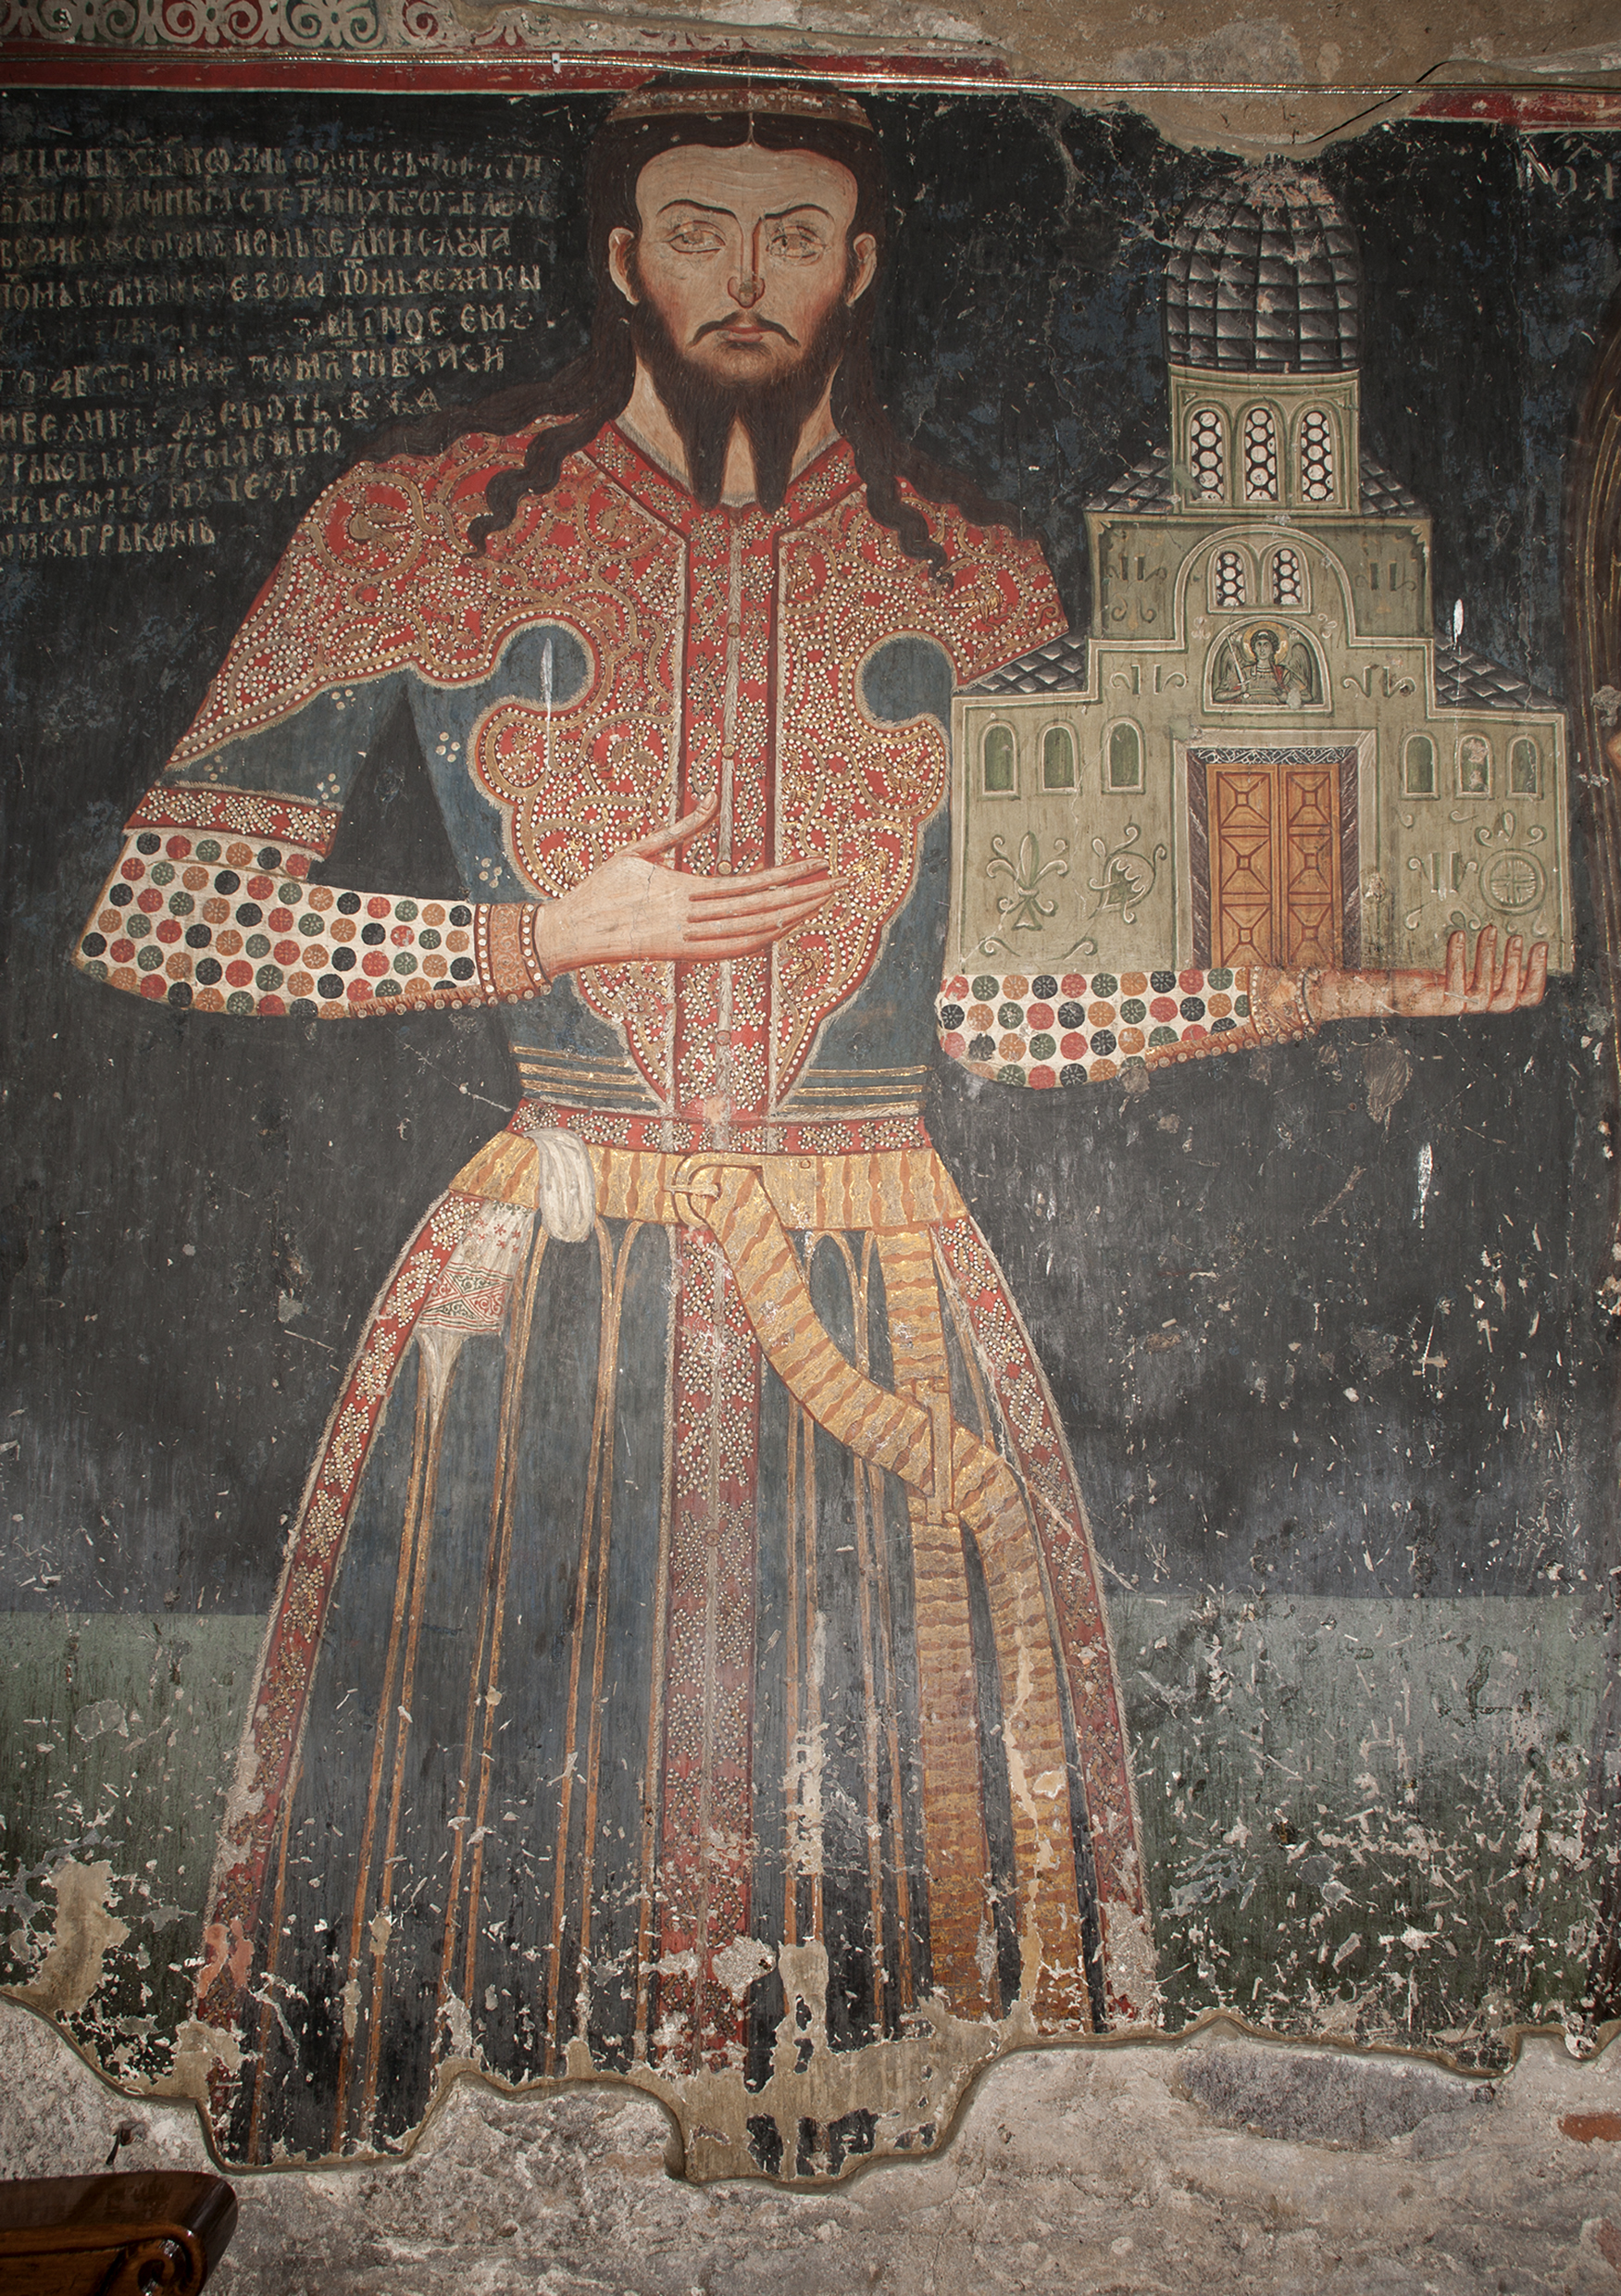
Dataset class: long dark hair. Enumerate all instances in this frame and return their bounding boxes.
[365,72,1022,582]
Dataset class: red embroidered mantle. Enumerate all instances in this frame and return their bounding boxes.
[172,420,1066,1116]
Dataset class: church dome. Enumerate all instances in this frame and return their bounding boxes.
[1164,163,1361,374]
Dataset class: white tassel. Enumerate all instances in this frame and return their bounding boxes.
[532,1127,597,1242]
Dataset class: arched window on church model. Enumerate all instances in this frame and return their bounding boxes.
[1510,737,1540,797]
[1403,733,1437,797]
[1105,720,1144,792]
[982,723,1016,794]
[1189,407,1226,498]
[1242,406,1278,500]
[1299,409,1336,503]
[1270,545,1306,607]
[1041,725,1077,790]
[1213,547,1248,607]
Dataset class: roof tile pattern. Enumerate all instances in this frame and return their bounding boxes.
[1165,163,1362,374]
[965,630,1091,694]
[960,637,1557,711]
[1085,450,1173,513]
[1434,642,1559,713]
[1359,455,1427,518]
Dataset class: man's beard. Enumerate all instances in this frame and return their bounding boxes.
[629,272,856,512]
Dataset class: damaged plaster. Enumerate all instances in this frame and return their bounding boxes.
[358,0,1621,152]
[16,1860,129,2020]
[4,1995,1621,2291]
[0,1595,1601,2174]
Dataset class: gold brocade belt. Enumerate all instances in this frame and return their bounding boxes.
[452,1127,967,1234]
[444,1122,1096,2031]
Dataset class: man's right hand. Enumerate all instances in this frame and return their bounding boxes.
[528,793,834,979]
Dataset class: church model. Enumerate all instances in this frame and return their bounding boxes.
[949,166,1571,983]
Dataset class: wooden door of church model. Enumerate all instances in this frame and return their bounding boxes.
[1207,754,1345,969]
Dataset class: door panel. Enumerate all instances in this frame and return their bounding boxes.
[1209,757,1344,970]
[1280,765,1342,968]
[1211,768,1275,968]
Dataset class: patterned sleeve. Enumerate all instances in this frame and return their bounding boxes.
[73,430,564,1022]
[74,822,553,1021]
[936,962,1316,1087]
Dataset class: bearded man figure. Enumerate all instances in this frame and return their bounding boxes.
[73,76,1155,2176]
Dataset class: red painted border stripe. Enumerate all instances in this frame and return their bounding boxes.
[1411,89,1621,127]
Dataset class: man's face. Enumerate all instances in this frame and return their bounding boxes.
[608,143,877,391]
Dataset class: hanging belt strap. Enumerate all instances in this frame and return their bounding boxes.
[672,1154,938,1493]
[672,1154,1094,2030]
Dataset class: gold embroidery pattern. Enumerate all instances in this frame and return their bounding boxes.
[762,480,1066,1098]
[131,782,341,854]
[468,432,1063,1117]
[171,434,562,761]
[471,468,688,1097]
[657,1223,761,2069]
[163,422,1063,1123]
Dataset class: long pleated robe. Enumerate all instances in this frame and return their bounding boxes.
[78,418,1153,2176]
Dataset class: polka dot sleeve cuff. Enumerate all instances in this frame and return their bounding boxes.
[936,964,1280,1087]
[74,828,551,1018]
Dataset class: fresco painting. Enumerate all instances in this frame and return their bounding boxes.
[1,67,1617,2181]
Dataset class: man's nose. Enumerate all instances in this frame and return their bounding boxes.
[729,220,766,306]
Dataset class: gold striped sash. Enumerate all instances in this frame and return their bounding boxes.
[452,1130,966,1236]
[875,1229,996,2017]
[678,1156,1093,2032]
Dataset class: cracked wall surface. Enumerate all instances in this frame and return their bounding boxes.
[4,1996,1621,2291]
[381,0,1621,151]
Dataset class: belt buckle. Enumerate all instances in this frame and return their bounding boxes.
[668,1151,766,1227]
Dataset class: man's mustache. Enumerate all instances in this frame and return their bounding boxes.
[692,314,797,343]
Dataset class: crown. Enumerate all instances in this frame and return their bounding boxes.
[605,79,875,131]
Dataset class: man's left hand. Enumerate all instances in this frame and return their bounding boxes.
[1306,928,1549,1024]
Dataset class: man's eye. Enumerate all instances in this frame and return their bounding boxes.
[767,224,828,260]
[667,226,725,254]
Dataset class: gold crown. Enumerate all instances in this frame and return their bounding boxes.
[605,80,874,131]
